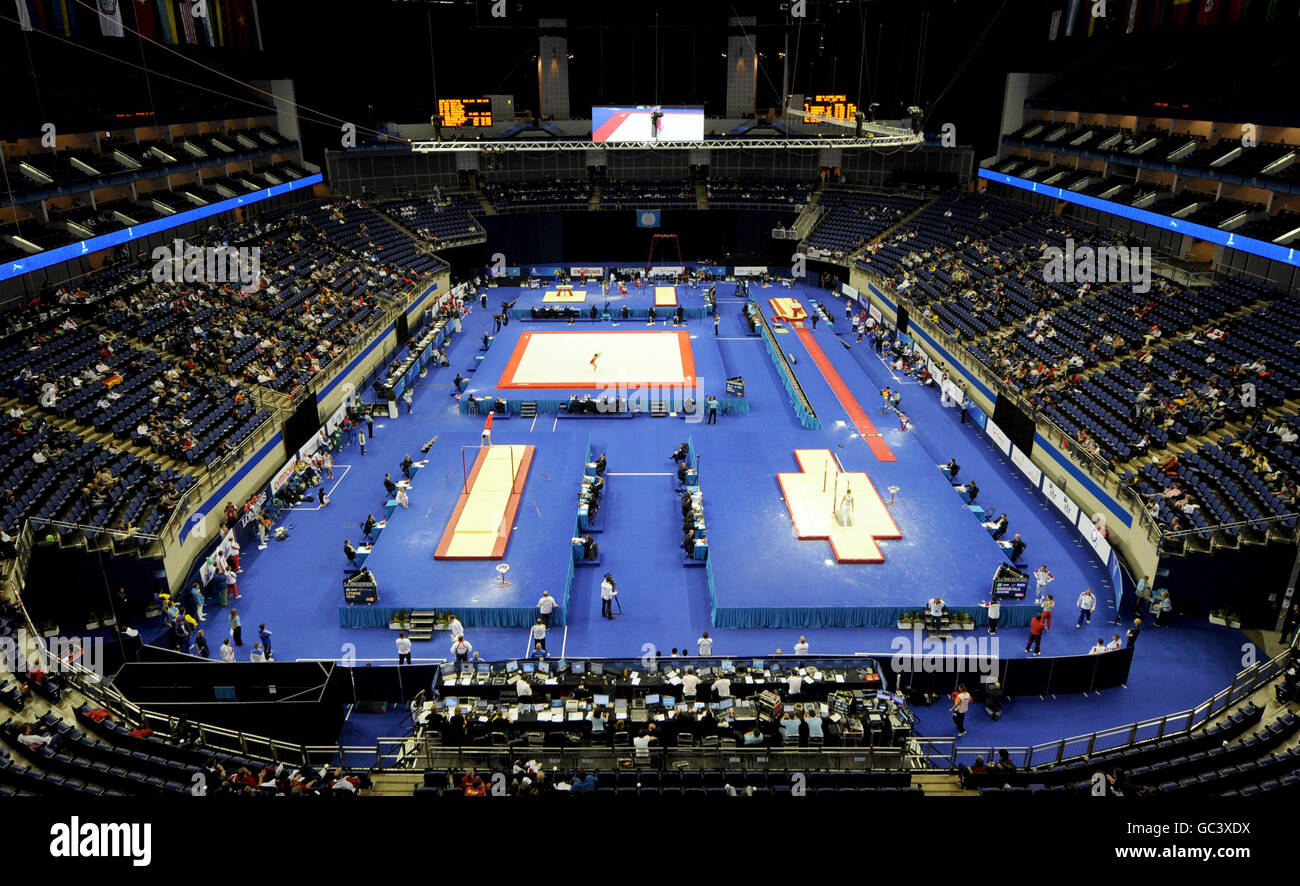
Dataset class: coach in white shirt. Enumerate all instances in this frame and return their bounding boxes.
[536,591,556,627]
[447,615,464,641]
[697,632,713,656]
[529,619,548,652]
[1088,639,1107,655]
[1075,588,1096,628]
[451,635,472,662]
[793,636,810,655]
[395,631,412,665]
[600,577,617,620]
[220,638,235,663]
[681,668,701,700]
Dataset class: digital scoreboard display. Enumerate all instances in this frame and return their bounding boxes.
[991,563,1030,600]
[803,94,858,124]
[437,98,493,128]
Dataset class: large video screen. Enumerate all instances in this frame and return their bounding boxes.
[592,106,704,143]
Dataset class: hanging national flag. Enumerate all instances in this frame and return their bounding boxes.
[207,0,224,45]
[1065,0,1082,35]
[132,0,159,39]
[1151,0,1169,27]
[1049,8,1063,37]
[1127,0,1142,31]
[636,210,661,229]
[228,0,250,48]
[195,0,215,45]
[177,0,198,43]
[96,0,125,37]
[1197,0,1221,24]
[1171,0,1195,27]
[1228,0,1251,20]
[14,0,33,31]
[158,0,179,42]
[249,0,262,50]
[50,0,78,36]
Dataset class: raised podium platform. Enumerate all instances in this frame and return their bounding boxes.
[434,444,534,560]
[776,449,902,563]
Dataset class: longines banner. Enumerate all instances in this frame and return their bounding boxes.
[733,266,768,276]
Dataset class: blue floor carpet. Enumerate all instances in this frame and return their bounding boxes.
[172,281,1249,750]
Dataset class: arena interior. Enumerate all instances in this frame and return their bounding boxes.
[1,0,1300,823]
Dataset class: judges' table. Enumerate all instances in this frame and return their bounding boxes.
[427,659,898,748]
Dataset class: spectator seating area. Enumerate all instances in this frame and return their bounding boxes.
[378,194,487,246]
[6,128,297,198]
[598,178,696,209]
[415,766,917,797]
[0,703,370,796]
[802,190,924,258]
[839,188,1300,542]
[0,196,444,550]
[972,706,1300,796]
[2,125,306,258]
[704,177,814,209]
[482,180,592,211]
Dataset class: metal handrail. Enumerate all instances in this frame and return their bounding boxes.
[913,639,1294,771]
[43,634,1292,776]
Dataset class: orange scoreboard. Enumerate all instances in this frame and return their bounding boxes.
[437,98,493,128]
[802,95,859,124]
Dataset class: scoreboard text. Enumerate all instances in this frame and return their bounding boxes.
[437,98,493,128]
[803,95,858,124]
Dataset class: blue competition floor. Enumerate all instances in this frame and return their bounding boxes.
[179,281,1251,749]
[353,431,579,627]
[464,286,724,408]
[508,279,710,316]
